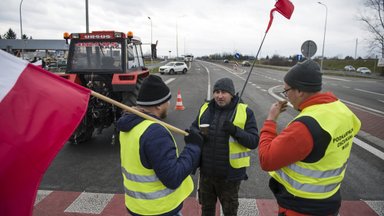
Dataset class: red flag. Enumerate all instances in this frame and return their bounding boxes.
[0,50,90,216]
[266,0,294,33]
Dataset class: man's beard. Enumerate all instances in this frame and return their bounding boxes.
[160,109,168,119]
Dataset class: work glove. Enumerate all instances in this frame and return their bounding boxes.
[184,129,204,149]
[222,120,237,136]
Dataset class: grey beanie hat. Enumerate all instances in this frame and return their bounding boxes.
[213,78,235,96]
[284,60,322,92]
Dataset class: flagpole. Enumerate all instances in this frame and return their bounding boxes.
[90,91,188,136]
[238,32,267,99]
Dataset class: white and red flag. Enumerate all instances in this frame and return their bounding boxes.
[0,50,90,216]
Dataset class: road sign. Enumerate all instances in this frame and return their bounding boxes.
[296,54,303,61]
[301,40,317,58]
[234,53,241,59]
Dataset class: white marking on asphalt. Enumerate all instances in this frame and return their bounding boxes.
[365,200,384,216]
[34,190,52,206]
[354,88,384,97]
[323,76,351,82]
[354,138,384,160]
[341,99,384,116]
[220,198,259,216]
[64,192,114,214]
[200,63,212,100]
[164,78,175,85]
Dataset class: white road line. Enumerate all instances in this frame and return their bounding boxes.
[34,190,52,205]
[200,63,212,100]
[354,137,384,160]
[164,78,175,85]
[341,99,384,116]
[354,88,384,97]
[64,192,114,214]
[323,76,351,82]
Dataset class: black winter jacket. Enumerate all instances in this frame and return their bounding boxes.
[190,96,259,181]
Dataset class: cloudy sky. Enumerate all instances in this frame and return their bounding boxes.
[0,0,375,58]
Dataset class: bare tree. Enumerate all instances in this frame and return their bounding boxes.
[360,0,384,57]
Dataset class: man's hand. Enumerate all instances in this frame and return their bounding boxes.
[184,130,204,148]
[267,100,288,121]
[222,120,237,136]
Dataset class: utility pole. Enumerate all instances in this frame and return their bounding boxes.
[85,0,89,33]
[318,2,327,73]
[19,0,24,59]
[355,38,358,59]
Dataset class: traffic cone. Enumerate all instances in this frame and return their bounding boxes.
[175,88,185,111]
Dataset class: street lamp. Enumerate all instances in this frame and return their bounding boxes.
[148,16,153,64]
[19,0,24,59]
[176,15,185,60]
[318,1,328,73]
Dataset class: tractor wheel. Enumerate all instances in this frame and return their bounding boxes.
[121,77,143,106]
[68,113,94,145]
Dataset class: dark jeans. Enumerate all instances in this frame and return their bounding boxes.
[198,175,241,216]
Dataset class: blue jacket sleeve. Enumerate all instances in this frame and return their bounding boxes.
[141,124,201,190]
[233,107,259,149]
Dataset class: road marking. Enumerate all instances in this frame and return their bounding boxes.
[35,190,384,216]
[64,192,114,214]
[34,190,52,205]
[354,137,384,160]
[200,63,212,100]
[354,88,384,97]
[164,78,175,85]
[323,76,351,82]
[341,99,384,116]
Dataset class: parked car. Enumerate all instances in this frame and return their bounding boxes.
[356,67,372,74]
[242,61,251,67]
[344,65,355,72]
[223,59,229,63]
[159,62,188,75]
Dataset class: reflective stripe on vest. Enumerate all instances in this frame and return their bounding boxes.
[120,120,194,215]
[269,100,361,199]
[198,102,250,168]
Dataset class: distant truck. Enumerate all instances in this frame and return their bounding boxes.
[60,30,149,144]
[184,54,194,62]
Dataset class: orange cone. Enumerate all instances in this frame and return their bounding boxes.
[175,88,185,111]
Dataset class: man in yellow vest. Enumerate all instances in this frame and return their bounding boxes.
[189,78,259,216]
[258,60,361,216]
[117,75,203,216]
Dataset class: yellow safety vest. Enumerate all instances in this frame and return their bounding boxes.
[198,102,250,168]
[120,120,194,215]
[269,100,361,199]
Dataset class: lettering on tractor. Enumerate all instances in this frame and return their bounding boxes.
[61,31,149,145]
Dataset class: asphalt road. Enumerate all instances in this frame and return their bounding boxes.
[40,60,384,202]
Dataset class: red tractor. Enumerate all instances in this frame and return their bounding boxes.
[61,31,149,144]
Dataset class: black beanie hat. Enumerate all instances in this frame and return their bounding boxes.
[213,78,235,96]
[284,60,322,92]
[136,75,171,106]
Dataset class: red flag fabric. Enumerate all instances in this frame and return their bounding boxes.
[266,0,294,33]
[0,50,90,216]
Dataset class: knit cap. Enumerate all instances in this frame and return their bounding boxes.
[136,75,171,106]
[284,60,322,92]
[213,78,235,96]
